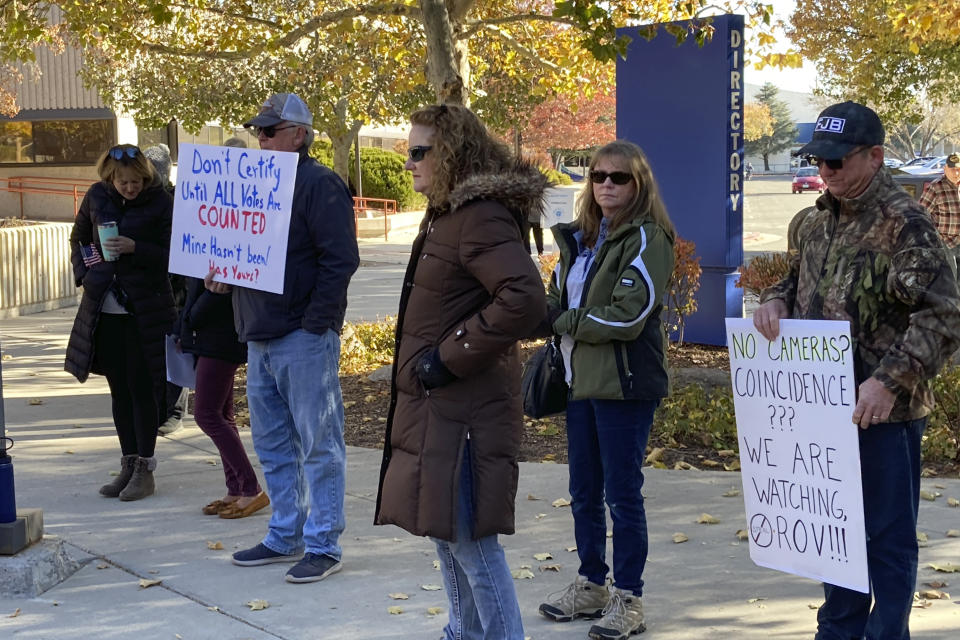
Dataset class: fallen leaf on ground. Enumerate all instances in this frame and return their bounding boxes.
[645,447,664,464]
[724,460,741,471]
[427,607,444,616]
[535,513,547,520]
[946,530,959,538]
[206,540,224,550]
[934,483,947,489]
[735,529,749,541]
[512,568,535,580]
[138,578,161,589]
[928,563,960,573]
[722,489,741,497]
[925,580,949,589]
[343,401,357,409]
[948,497,959,508]
[917,531,929,546]
[1,354,11,360]
[526,494,541,501]
[919,490,939,501]
[539,564,562,572]
[717,449,736,457]
[541,453,556,462]
[96,563,109,570]
[808,603,819,610]
[432,560,441,571]
[912,599,932,609]
[8,608,21,618]
[606,531,612,538]
[565,546,577,552]
[246,599,269,611]
[747,597,766,603]
[387,606,404,615]
[672,532,689,544]
[392,538,402,542]
[364,394,376,403]
[64,450,74,455]
[421,584,442,591]
[701,460,722,468]
[918,589,949,600]
[697,513,720,525]
[388,593,409,600]
[674,461,697,471]
[205,459,218,466]
[552,498,571,508]
[208,606,220,612]
[28,398,44,406]
[533,552,553,561]
[109,471,120,477]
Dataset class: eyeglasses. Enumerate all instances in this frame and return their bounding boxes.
[807,146,868,171]
[408,146,432,162]
[589,170,633,185]
[253,124,297,138]
[108,146,139,161]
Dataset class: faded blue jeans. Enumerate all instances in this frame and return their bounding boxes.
[432,442,524,640]
[566,397,658,595]
[815,419,925,640]
[246,328,346,559]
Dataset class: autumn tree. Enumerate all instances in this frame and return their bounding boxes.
[0,1,63,116]
[884,103,960,162]
[521,90,616,167]
[744,83,797,171]
[743,101,773,142]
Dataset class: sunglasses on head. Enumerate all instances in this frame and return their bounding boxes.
[408,145,432,162]
[108,146,139,161]
[254,124,297,138]
[589,170,633,185]
[806,146,868,171]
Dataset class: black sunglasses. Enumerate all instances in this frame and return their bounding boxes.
[806,146,868,171]
[589,170,633,185]
[253,124,297,138]
[408,146,432,162]
[108,146,139,161]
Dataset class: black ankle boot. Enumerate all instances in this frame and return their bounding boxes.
[99,455,138,497]
[119,457,156,501]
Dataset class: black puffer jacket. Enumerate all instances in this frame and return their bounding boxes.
[176,277,246,364]
[64,178,176,397]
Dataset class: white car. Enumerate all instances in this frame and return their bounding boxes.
[900,156,947,175]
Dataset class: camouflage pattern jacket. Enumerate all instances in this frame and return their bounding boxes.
[761,167,960,420]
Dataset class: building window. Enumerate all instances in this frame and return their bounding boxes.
[0,119,114,165]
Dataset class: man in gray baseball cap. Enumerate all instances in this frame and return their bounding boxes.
[211,92,360,583]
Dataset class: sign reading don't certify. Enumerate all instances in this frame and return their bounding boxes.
[168,143,297,294]
[724,318,868,594]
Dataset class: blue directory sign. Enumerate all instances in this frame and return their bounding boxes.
[617,14,745,345]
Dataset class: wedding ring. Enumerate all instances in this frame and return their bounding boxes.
[871,415,880,421]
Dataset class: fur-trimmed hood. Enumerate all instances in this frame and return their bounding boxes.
[446,160,550,224]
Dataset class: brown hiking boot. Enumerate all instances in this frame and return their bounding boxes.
[119,457,155,501]
[539,575,609,622]
[588,587,646,639]
[99,455,137,497]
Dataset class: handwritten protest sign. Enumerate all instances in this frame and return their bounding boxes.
[168,143,297,294]
[725,318,868,593]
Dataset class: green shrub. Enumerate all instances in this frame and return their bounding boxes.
[655,384,738,451]
[541,167,573,185]
[309,142,425,210]
[926,365,960,464]
[340,318,397,374]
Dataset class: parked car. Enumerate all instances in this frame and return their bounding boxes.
[900,156,947,175]
[902,155,936,168]
[891,170,937,200]
[792,167,825,194]
[883,158,903,169]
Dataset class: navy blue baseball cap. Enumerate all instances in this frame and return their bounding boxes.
[796,101,885,160]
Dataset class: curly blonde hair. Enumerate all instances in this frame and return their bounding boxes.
[96,144,155,184]
[575,140,676,247]
[409,104,512,209]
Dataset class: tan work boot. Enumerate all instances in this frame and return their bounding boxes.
[588,587,645,638]
[99,455,137,497]
[539,575,609,622]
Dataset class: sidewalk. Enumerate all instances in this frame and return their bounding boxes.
[2,276,959,638]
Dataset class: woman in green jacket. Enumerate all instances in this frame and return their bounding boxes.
[538,140,675,640]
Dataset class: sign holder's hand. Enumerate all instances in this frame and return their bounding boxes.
[851,377,895,429]
[204,267,232,294]
[103,235,136,256]
[753,299,788,341]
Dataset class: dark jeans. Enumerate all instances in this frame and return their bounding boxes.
[96,313,158,458]
[815,419,925,640]
[164,382,188,421]
[521,220,544,255]
[566,397,658,595]
[194,356,261,497]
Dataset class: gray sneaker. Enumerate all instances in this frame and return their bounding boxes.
[158,416,183,436]
[285,553,342,583]
[539,575,609,622]
[588,587,645,638]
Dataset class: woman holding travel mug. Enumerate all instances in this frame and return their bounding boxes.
[65,144,176,501]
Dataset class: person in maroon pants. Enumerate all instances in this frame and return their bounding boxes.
[176,276,268,518]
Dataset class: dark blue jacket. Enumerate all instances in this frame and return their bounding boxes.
[177,277,246,364]
[232,151,359,342]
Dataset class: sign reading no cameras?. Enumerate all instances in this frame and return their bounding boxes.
[725,318,868,593]
[168,143,298,294]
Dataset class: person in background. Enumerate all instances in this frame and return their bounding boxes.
[65,144,176,501]
[919,152,960,274]
[522,210,545,257]
[537,140,676,640]
[176,276,267,519]
[143,143,189,436]
[224,136,247,149]
[207,93,359,583]
[754,101,960,640]
[375,104,547,640]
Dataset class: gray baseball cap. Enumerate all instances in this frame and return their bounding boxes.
[243,93,313,128]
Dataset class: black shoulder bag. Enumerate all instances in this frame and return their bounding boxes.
[521,336,568,418]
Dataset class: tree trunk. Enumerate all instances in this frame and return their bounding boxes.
[326,97,363,187]
[421,0,465,104]
[763,153,770,172]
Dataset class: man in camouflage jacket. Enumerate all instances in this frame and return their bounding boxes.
[755,102,960,640]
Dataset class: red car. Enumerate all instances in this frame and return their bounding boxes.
[792,167,825,194]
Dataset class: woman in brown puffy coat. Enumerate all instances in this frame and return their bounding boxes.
[374,104,547,639]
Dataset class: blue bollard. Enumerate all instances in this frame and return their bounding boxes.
[0,453,14,524]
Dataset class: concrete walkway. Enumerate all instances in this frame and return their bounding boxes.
[1,238,959,639]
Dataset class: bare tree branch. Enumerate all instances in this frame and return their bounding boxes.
[460,12,577,40]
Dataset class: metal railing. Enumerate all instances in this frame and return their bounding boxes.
[353,196,399,241]
[0,176,90,219]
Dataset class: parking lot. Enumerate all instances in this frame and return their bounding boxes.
[744,174,820,253]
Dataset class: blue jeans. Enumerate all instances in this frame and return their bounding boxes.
[432,442,524,640]
[816,419,925,640]
[566,397,658,595]
[246,329,346,559]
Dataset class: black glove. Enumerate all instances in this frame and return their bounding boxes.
[416,348,457,390]
[548,307,564,331]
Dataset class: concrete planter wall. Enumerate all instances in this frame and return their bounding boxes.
[0,222,79,318]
